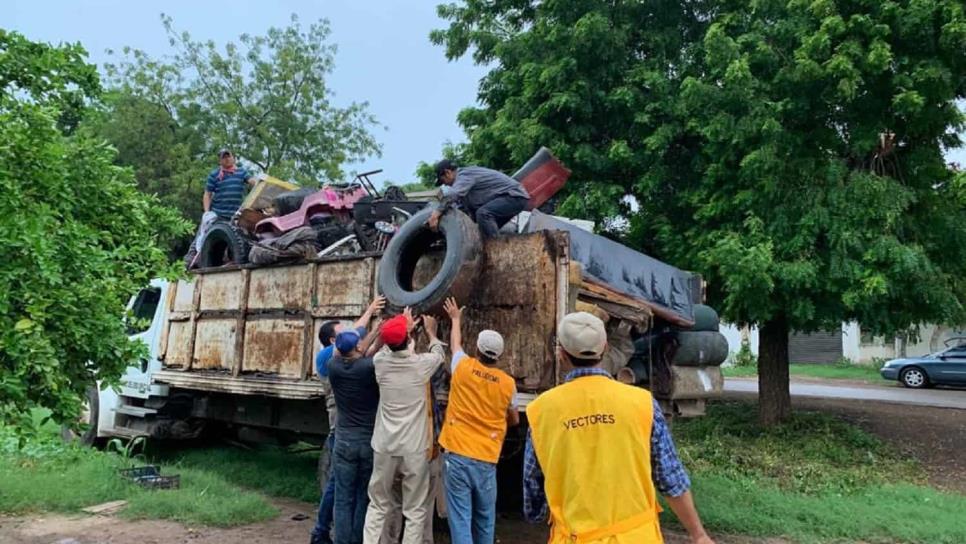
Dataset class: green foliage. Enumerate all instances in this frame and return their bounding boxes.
[433,0,966,419]
[669,402,966,542]
[723,362,884,383]
[0,30,100,133]
[0,424,275,527]
[101,14,382,186]
[0,34,190,432]
[732,340,758,368]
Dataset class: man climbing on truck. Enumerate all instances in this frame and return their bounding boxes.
[427,159,530,239]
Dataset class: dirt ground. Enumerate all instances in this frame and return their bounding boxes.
[2,394,961,544]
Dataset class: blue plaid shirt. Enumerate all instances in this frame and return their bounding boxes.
[522,367,691,523]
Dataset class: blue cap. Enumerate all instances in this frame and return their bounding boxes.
[335,330,361,354]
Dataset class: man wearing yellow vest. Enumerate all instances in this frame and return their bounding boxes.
[524,312,714,544]
[439,297,520,544]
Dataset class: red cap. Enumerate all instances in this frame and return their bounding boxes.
[381,315,409,346]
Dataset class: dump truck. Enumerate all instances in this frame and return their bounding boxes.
[79,210,723,450]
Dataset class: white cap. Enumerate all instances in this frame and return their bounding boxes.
[557,312,607,359]
[476,330,505,359]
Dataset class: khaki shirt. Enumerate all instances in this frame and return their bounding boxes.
[371,341,445,455]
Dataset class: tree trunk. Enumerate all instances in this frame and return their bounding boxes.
[758,315,791,425]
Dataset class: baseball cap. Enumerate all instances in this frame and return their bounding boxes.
[218,148,232,158]
[335,330,360,354]
[557,312,607,359]
[380,315,409,346]
[476,330,504,359]
[434,159,456,185]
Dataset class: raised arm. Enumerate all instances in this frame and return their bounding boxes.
[443,297,464,356]
[203,191,212,212]
[354,295,386,330]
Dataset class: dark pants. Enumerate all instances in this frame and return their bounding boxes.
[333,431,374,544]
[473,195,528,239]
[311,433,337,544]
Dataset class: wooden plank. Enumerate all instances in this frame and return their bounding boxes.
[158,281,177,361]
[185,274,203,371]
[302,263,318,380]
[233,269,251,377]
[82,500,128,515]
[581,275,690,328]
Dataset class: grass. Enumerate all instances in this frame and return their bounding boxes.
[665,402,966,543]
[0,418,278,527]
[723,362,884,383]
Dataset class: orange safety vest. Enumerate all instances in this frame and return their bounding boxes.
[439,355,516,463]
[527,375,662,544]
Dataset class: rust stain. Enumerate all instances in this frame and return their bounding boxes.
[244,319,305,377]
[199,272,244,311]
[193,319,236,370]
[249,266,310,309]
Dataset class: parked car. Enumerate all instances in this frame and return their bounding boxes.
[880,339,966,388]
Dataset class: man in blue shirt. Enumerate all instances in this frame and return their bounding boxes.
[312,296,385,544]
[428,160,530,239]
[204,148,257,219]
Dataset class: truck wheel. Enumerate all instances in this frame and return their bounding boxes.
[61,387,101,447]
[377,207,482,314]
[198,221,250,268]
[671,331,729,366]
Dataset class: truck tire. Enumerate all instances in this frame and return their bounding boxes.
[377,207,482,314]
[671,331,729,366]
[273,188,316,216]
[690,304,720,331]
[198,222,250,268]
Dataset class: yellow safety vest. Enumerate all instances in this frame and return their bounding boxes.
[440,355,515,463]
[527,375,662,544]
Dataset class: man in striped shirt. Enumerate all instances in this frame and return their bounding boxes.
[204,148,257,219]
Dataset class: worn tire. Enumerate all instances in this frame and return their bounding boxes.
[273,188,316,215]
[377,207,482,314]
[198,221,250,267]
[671,331,729,366]
[690,304,720,331]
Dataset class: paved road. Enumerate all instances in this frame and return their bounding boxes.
[725,378,966,410]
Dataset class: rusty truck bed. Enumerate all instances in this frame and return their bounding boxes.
[156,231,575,399]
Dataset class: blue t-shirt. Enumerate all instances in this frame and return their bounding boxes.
[316,326,367,378]
[206,167,250,218]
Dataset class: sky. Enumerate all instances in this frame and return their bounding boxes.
[4,0,488,185]
[5,0,964,181]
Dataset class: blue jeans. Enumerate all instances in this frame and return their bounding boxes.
[444,452,497,544]
[333,431,374,544]
[311,433,336,544]
[473,195,528,239]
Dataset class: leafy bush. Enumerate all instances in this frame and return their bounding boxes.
[732,340,757,368]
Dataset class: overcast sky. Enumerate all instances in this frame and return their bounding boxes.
[5,0,488,185]
[5,0,964,182]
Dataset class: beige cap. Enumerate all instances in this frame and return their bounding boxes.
[476,330,505,359]
[557,312,607,359]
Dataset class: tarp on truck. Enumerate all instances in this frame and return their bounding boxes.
[526,210,695,325]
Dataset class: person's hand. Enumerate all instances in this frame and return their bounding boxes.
[403,307,416,331]
[422,314,439,338]
[427,210,442,231]
[443,297,463,322]
[368,295,386,315]
[691,535,715,544]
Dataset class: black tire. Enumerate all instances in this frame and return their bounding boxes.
[690,304,720,331]
[198,221,250,267]
[671,331,729,366]
[377,207,482,314]
[61,386,100,447]
[900,366,930,389]
[273,187,316,215]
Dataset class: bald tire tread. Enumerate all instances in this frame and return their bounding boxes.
[671,331,729,366]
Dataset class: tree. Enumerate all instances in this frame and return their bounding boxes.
[433,0,966,424]
[0,31,190,433]
[103,14,383,185]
